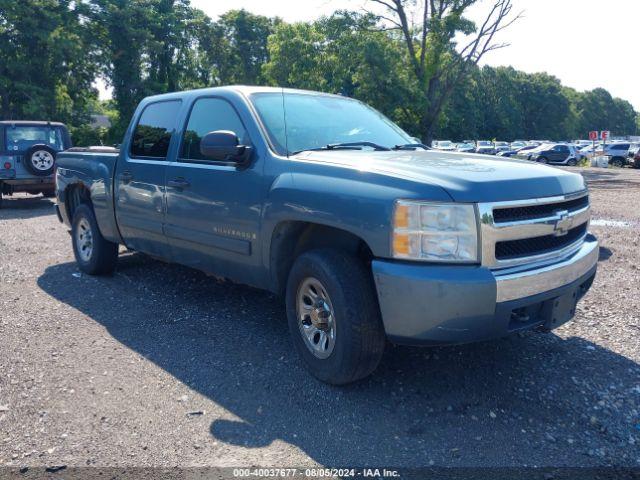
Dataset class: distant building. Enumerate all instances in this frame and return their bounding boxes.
[90,114,110,129]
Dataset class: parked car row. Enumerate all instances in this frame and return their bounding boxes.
[433,139,554,156]
[431,138,640,168]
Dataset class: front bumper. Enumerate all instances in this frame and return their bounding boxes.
[372,235,598,345]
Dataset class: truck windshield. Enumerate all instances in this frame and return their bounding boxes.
[5,126,64,152]
[250,92,412,156]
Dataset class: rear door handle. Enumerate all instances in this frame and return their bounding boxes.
[119,171,133,183]
[168,178,190,189]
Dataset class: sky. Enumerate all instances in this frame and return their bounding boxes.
[100,0,640,110]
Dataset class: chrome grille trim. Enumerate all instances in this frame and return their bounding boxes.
[478,191,590,269]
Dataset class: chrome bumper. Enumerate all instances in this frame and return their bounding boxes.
[495,236,599,302]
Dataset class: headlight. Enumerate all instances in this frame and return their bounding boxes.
[392,200,479,262]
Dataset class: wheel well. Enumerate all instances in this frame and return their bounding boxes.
[65,184,92,221]
[270,221,374,296]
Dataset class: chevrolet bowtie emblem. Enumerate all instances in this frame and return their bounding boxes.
[553,210,573,236]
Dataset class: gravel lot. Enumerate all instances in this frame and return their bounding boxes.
[0,166,639,471]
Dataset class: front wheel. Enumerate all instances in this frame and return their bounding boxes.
[72,204,119,275]
[286,249,386,385]
[538,157,548,164]
[567,158,577,166]
[610,157,625,168]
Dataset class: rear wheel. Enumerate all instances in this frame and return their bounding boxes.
[72,204,119,275]
[567,158,577,166]
[286,249,386,385]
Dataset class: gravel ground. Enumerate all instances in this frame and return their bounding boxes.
[0,166,639,471]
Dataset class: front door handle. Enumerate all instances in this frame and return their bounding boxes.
[168,178,190,189]
[119,171,133,183]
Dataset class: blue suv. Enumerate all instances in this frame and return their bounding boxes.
[0,121,72,207]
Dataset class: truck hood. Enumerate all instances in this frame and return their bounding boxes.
[295,150,586,202]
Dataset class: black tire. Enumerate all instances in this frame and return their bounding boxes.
[24,144,56,176]
[567,158,577,166]
[538,156,548,164]
[610,157,625,168]
[285,249,386,385]
[71,204,119,275]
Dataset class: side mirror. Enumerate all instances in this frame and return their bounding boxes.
[200,130,251,165]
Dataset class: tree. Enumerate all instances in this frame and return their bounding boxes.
[263,11,417,134]
[89,0,215,137]
[0,0,100,123]
[366,0,519,143]
[216,9,279,85]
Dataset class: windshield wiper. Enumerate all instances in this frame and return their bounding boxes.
[392,143,431,151]
[291,141,391,155]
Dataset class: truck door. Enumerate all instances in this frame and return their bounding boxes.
[114,100,182,258]
[164,96,264,285]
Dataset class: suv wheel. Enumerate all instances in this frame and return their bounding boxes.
[72,204,119,275]
[286,249,386,385]
[24,144,57,177]
[610,157,625,168]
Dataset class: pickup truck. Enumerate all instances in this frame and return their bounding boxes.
[0,121,72,207]
[55,86,599,385]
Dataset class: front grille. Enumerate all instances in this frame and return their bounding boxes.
[493,195,589,223]
[495,224,587,260]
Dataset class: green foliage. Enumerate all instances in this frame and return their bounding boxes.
[434,66,638,141]
[1,1,637,145]
[0,0,100,124]
[69,124,109,147]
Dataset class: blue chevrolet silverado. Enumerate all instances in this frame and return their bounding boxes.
[55,86,598,384]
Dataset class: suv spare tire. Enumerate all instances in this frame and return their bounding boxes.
[24,144,56,176]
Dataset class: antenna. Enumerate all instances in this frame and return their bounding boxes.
[281,87,289,157]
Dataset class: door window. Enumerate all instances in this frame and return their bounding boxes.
[180,98,248,161]
[130,100,182,159]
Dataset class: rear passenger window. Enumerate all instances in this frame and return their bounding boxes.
[130,100,182,159]
[180,98,248,161]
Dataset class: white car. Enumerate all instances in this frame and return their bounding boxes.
[433,140,457,151]
[456,142,476,153]
[596,142,631,167]
[494,141,510,153]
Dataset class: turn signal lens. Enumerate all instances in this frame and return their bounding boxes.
[394,204,409,229]
[392,233,410,255]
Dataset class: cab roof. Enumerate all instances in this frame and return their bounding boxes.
[0,120,67,127]
[141,85,347,102]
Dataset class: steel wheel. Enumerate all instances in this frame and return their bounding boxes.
[296,277,336,359]
[75,217,93,262]
[31,150,55,171]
